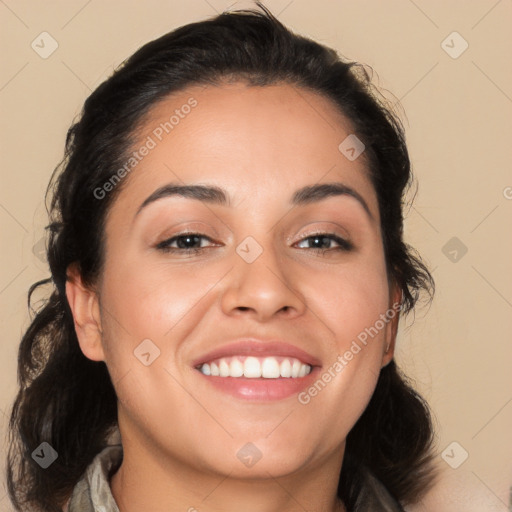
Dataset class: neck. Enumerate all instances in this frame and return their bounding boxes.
[110,428,347,512]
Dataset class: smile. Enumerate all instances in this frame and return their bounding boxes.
[197,355,312,379]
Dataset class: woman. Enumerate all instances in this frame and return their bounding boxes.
[6,4,439,511]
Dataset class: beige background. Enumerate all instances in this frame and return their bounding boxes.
[1,1,511,510]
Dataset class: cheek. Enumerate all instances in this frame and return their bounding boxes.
[101,258,209,334]
[97,263,204,428]
[295,250,390,420]
[304,252,390,344]
[98,257,223,382]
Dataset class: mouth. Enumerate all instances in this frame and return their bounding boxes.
[196,355,312,379]
[191,340,321,401]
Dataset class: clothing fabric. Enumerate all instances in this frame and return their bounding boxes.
[66,445,122,512]
[66,444,405,512]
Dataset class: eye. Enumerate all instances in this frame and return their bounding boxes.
[295,233,353,253]
[155,232,353,255]
[156,232,216,254]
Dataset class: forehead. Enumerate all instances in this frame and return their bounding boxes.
[109,81,378,221]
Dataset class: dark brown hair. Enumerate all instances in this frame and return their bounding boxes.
[7,4,438,511]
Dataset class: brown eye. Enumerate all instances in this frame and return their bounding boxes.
[295,233,353,252]
[156,233,215,253]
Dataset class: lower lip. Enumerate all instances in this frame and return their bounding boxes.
[195,367,321,401]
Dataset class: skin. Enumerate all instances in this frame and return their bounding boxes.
[66,81,402,512]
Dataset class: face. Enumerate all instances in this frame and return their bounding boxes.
[68,81,401,480]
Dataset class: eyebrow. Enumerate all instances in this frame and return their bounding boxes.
[135,182,373,220]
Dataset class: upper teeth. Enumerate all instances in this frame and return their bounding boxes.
[199,356,312,379]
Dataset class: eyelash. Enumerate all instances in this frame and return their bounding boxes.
[155,232,354,255]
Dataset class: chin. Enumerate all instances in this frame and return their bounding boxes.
[224,436,316,478]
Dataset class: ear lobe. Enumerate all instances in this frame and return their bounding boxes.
[65,264,105,362]
[381,285,403,368]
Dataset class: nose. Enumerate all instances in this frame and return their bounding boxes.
[220,239,307,322]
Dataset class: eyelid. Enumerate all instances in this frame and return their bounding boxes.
[293,226,352,244]
[152,221,220,243]
[297,227,348,238]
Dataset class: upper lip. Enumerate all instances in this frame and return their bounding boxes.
[191,339,322,368]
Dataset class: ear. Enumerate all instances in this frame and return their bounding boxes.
[381,283,403,368]
[65,263,105,362]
